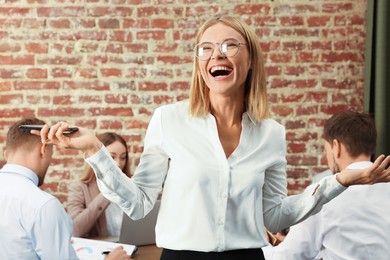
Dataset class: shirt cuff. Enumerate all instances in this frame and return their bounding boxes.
[85,144,115,180]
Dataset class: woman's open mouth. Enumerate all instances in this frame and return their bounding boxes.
[209,65,233,79]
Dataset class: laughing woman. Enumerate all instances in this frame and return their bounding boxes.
[36,15,390,260]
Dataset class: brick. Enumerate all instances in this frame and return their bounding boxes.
[269,53,293,63]
[305,92,328,103]
[153,42,178,53]
[287,168,310,179]
[266,66,282,76]
[0,108,35,118]
[0,55,34,65]
[151,18,174,29]
[123,19,149,29]
[79,95,102,103]
[137,30,165,40]
[322,3,353,13]
[322,52,362,62]
[15,81,60,90]
[26,68,47,79]
[320,104,350,115]
[307,16,330,27]
[63,80,110,90]
[234,4,270,15]
[296,105,318,116]
[37,7,84,17]
[98,19,120,29]
[287,143,307,153]
[25,42,48,54]
[285,120,306,129]
[281,93,304,102]
[0,7,31,16]
[0,42,21,52]
[322,79,357,89]
[0,19,22,30]
[88,107,134,117]
[26,95,51,104]
[51,67,73,78]
[170,81,189,91]
[111,31,133,42]
[286,132,318,142]
[287,155,318,166]
[38,107,85,117]
[0,81,12,91]
[53,95,74,105]
[282,41,305,51]
[271,105,294,116]
[274,4,318,15]
[124,43,148,53]
[139,81,168,91]
[0,94,23,104]
[48,19,71,29]
[280,16,305,26]
[37,56,82,65]
[157,56,192,64]
[0,69,22,78]
[284,66,305,76]
[101,68,122,77]
[105,94,127,104]
[100,120,123,129]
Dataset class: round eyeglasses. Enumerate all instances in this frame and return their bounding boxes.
[194,38,246,61]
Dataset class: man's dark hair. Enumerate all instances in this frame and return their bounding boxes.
[6,118,46,153]
[323,111,376,158]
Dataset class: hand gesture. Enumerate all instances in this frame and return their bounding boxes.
[32,122,102,157]
[337,154,390,186]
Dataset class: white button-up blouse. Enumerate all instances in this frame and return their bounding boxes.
[86,101,346,252]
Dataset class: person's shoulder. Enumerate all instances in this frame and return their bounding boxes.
[154,100,190,119]
[26,186,59,210]
[258,118,285,130]
[157,100,189,112]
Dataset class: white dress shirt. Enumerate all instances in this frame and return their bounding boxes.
[0,164,78,260]
[87,101,346,252]
[263,161,390,260]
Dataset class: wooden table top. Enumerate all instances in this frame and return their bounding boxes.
[132,244,162,260]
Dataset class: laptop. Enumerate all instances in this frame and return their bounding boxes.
[118,200,161,246]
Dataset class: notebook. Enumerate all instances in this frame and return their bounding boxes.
[118,200,161,246]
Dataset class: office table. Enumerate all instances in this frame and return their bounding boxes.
[133,245,162,260]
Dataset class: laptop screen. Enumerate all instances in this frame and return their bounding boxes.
[118,200,161,246]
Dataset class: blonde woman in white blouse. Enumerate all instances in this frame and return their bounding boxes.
[35,15,390,260]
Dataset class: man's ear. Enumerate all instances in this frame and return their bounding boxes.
[332,139,341,158]
[4,150,8,161]
[40,143,46,157]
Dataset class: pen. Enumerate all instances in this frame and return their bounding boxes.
[101,251,110,255]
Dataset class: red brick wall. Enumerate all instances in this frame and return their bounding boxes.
[0,1,367,205]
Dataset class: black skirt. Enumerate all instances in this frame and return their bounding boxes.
[160,248,264,260]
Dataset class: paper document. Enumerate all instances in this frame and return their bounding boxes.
[72,237,137,259]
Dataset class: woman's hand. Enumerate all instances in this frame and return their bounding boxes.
[336,154,390,186]
[32,122,102,157]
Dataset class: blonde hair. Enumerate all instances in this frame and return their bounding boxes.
[189,15,269,121]
[80,132,131,183]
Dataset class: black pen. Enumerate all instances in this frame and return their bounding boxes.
[101,250,111,255]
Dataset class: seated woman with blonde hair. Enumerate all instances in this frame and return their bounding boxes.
[67,132,132,238]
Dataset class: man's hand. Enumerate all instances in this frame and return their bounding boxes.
[104,246,132,260]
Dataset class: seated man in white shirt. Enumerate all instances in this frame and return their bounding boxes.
[263,110,390,260]
[0,118,130,260]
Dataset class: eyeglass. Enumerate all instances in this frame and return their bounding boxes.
[194,38,246,61]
